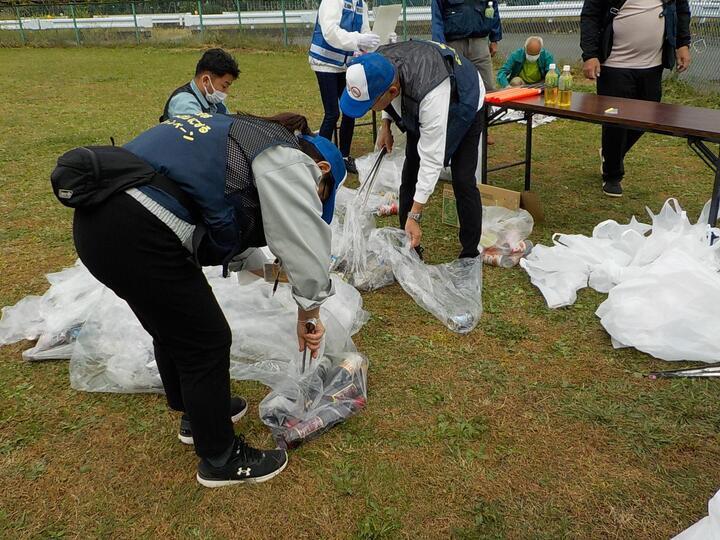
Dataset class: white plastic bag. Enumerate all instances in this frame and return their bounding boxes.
[369,228,483,333]
[673,489,720,540]
[596,249,720,362]
[355,148,405,197]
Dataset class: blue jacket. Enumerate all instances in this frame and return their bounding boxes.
[496,47,555,87]
[431,0,502,43]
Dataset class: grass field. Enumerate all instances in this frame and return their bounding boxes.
[1,46,720,539]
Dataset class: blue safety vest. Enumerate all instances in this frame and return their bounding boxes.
[309,0,364,67]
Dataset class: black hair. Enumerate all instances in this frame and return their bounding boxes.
[195,48,240,78]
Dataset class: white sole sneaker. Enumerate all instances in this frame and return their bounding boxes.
[178,406,249,446]
[195,455,288,488]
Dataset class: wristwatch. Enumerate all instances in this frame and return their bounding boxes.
[407,211,423,222]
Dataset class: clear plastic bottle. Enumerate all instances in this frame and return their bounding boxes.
[558,65,573,107]
[544,63,559,106]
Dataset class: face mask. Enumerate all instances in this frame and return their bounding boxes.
[203,77,227,104]
[525,53,540,63]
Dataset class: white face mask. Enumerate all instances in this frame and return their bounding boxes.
[525,53,540,63]
[203,77,227,104]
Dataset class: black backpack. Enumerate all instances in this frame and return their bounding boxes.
[50,145,197,213]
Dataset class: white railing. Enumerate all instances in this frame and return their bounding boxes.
[1,1,718,31]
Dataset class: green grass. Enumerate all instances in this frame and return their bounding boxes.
[1,46,720,539]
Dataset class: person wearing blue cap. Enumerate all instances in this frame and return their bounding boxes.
[71,112,345,488]
[340,41,486,259]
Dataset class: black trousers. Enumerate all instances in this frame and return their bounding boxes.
[73,193,234,459]
[597,65,663,183]
[316,71,355,157]
[399,110,484,258]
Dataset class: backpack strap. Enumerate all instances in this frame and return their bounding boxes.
[148,172,201,220]
[606,0,628,24]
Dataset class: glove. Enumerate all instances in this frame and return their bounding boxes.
[388,32,398,44]
[357,33,380,52]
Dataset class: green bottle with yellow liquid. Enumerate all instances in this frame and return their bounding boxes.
[558,65,573,107]
[544,63,559,105]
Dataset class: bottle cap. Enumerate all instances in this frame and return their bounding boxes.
[549,63,556,69]
[563,64,571,71]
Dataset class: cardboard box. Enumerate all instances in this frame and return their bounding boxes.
[442,183,523,228]
[478,184,521,210]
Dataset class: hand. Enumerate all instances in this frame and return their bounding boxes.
[297,314,325,360]
[377,124,394,153]
[676,46,691,73]
[357,33,380,52]
[489,41,498,57]
[405,217,422,248]
[583,58,601,80]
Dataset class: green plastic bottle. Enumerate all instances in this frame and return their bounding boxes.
[544,63,559,106]
[485,1,494,18]
[558,65,573,107]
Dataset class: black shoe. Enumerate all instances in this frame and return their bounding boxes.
[196,435,288,487]
[343,156,358,175]
[178,396,248,445]
[602,181,623,198]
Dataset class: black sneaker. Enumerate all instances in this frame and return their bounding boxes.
[602,181,623,198]
[343,156,358,175]
[178,396,248,445]
[196,435,288,487]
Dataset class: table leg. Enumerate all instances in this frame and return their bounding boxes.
[687,138,720,234]
[481,105,489,184]
[524,111,533,191]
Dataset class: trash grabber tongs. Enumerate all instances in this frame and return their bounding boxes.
[301,318,318,374]
[648,363,720,379]
[356,147,388,210]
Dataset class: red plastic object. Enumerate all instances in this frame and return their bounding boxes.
[485,87,542,104]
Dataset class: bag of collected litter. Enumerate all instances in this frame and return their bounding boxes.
[672,488,720,540]
[369,228,483,333]
[331,194,395,291]
[260,351,368,448]
[0,262,106,361]
[355,148,405,197]
[481,206,534,251]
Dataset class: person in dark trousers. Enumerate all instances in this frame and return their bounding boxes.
[339,42,486,259]
[581,0,691,197]
[308,0,378,174]
[159,48,240,122]
[72,112,346,487]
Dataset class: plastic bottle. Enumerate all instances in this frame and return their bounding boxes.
[485,1,494,18]
[558,65,573,107]
[544,63,559,106]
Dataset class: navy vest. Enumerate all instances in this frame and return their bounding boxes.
[379,40,480,163]
[159,82,228,123]
[125,114,300,265]
[442,0,495,41]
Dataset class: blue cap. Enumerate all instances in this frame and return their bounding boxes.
[300,134,346,224]
[340,53,396,119]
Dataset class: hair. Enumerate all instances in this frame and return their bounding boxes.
[249,112,335,202]
[195,48,240,78]
[524,36,544,49]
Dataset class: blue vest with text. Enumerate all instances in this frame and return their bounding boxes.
[309,0,364,67]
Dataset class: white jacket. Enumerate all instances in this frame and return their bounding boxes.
[309,0,371,73]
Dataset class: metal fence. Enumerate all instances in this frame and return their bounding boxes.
[2,0,718,93]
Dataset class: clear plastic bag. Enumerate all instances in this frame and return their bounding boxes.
[260,351,368,449]
[355,148,405,197]
[0,261,105,361]
[331,197,395,291]
[369,228,483,333]
[481,206,534,252]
